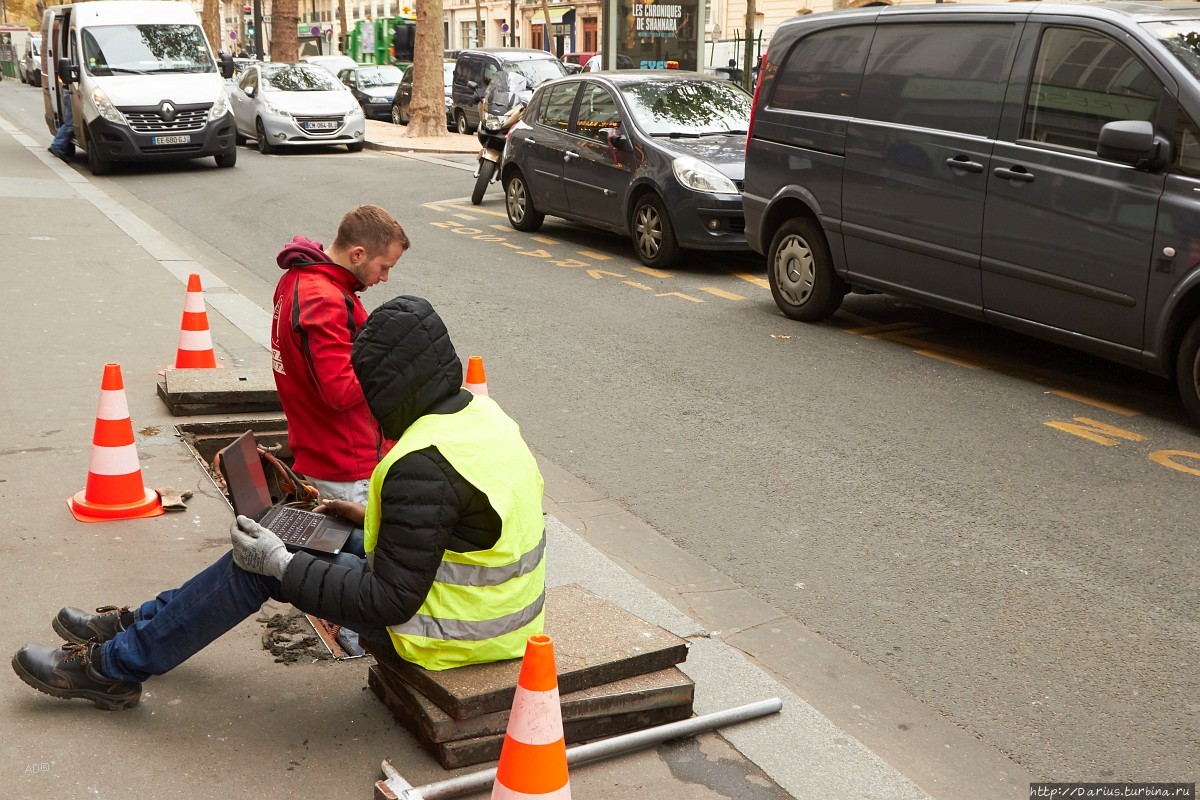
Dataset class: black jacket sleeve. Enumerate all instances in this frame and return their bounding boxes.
[279,446,501,629]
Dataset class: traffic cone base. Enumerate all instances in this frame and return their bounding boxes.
[68,363,164,523]
[465,355,488,396]
[492,634,571,800]
[172,273,219,369]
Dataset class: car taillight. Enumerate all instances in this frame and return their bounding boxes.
[746,46,768,158]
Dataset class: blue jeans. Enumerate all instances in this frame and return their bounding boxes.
[50,94,73,154]
[97,529,378,684]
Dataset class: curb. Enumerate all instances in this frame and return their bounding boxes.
[364,140,477,156]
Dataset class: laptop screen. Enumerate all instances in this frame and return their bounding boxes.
[218,431,273,522]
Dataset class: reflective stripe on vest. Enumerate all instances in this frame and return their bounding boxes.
[364,394,546,671]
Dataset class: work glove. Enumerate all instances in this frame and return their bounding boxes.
[230,515,293,580]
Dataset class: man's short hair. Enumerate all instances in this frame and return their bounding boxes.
[332,205,410,256]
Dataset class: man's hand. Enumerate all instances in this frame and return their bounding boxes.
[313,498,366,527]
[230,515,293,580]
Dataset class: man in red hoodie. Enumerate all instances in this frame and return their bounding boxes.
[272,205,410,504]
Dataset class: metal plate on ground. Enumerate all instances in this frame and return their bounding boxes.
[369,584,689,720]
[157,367,282,415]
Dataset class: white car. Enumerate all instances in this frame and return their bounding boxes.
[302,55,359,76]
[230,62,366,153]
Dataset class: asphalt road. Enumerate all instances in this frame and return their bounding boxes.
[6,83,1197,784]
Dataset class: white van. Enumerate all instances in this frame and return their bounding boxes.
[42,1,237,174]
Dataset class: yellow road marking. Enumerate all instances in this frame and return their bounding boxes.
[531,236,559,245]
[913,349,983,370]
[657,292,703,303]
[624,281,653,291]
[453,213,478,221]
[833,309,878,327]
[634,266,673,279]
[1045,417,1147,446]
[700,287,746,301]
[587,269,625,280]
[490,224,510,232]
[1150,450,1200,477]
[578,250,611,260]
[735,273,768,289]
[845,322,923,336]
[866,327,935,341]
[1047,390,1139,417]
[501,242,524,249]
[442,202,508,218]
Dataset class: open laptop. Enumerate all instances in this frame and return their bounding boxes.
[217,430,354,555]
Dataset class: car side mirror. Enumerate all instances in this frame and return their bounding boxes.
[600,127,631,152]
[57,57,77,84]
[466,79,478,90]
[1097,120,1168,170]
[245,85,256,98]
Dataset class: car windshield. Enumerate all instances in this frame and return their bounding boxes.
[504,58,568,87]
[1145,20,1200,80]
[264,64,340,92]
[619,79,752,136]
[358,66,403,87]
[81,24,215,75]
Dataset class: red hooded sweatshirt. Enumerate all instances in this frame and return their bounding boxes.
[271,236,388,482]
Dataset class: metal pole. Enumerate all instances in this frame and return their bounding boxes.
[382,698,783,800]
[509,0,514,46]
[252,0,264,58]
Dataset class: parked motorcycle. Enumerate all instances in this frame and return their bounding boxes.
[472,72,530,206]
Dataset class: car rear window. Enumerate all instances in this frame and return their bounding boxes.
[770,27,873,117]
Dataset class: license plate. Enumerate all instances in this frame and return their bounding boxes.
[304,121,338,131]
[153,135,190,145]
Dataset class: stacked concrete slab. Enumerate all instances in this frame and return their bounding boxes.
[366,583,696,769]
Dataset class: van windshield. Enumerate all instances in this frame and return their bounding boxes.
[81,24,215,76]
[1145,20,1200,80]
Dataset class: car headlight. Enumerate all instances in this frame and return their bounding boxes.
[208,88,230,120]
[264,99,291,117]
[672,155,738,194]
[91,87,126,125]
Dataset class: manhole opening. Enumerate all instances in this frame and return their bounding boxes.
[176,417,291,490]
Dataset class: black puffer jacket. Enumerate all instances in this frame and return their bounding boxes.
[280,296,502,629]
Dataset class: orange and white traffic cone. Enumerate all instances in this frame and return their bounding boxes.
[68,363,163,523]
[466,355,489,396]
[491,634,571,800]
[172,273,218,369]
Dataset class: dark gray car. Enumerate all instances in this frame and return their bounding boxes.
[502,71,751,268]
[744,1,1200,424]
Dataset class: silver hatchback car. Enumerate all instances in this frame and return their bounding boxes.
[230,62,366,154]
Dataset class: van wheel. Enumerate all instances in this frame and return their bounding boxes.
[767,217,845,321]
[505,169,544,232]
[87,144,111,176]
[455,108,472,135]
[1175,316,1200,424]
[215,148,237,168]
[256,119,276,155]
[631,193,681,269]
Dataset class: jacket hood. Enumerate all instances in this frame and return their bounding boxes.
[351,296,464,439]
[277,235,333,270]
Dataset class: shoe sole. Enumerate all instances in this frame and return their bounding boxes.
[51,616,93,645]
[10,653,140,711]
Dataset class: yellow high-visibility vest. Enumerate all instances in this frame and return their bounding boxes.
[364,394,545,671]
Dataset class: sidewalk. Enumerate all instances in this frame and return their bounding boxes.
[364,119,478,155]
[0,100,943,800]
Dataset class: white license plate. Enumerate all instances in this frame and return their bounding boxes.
[304,121,338,131]
[153,135,190,145]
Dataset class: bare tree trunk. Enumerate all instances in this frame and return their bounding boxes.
[474,0,481,47]
[539,0,552,55]
[271,0,300,63]
[407,0,448,137]
[203,0,221,56]
[338,0,348,55]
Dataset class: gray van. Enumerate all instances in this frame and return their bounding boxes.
[451,48,566,134]
[744,1,1200,422]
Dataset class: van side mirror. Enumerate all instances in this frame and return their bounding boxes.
[57,57,77,84]
[466,79,478,90]
[1097,120,1168,170]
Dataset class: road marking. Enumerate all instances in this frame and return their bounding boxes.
[625,281,653,291]
[700,287,746,301]
[491,224,510,232]
[913,349,983,370]
[845,322,924,336]
[1047,390,1139,417]
[735,273,769,289]
[1149,450,1200,476]
[501,242,524,249]
[531,236,559,245]
[657,292,703,303]
[453,213,478,221]
[1044,417,1147,446]
[634,266,673,279]
[442,202,508,218]
[578,250,611,260]
[587,269,625,280]
[866,327,935,340]
[519,249,554,258]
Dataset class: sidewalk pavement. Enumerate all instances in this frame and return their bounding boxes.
[0,98,955,800]
[364,119,479,155]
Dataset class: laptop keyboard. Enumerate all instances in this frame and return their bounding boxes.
[268,506,320,545]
